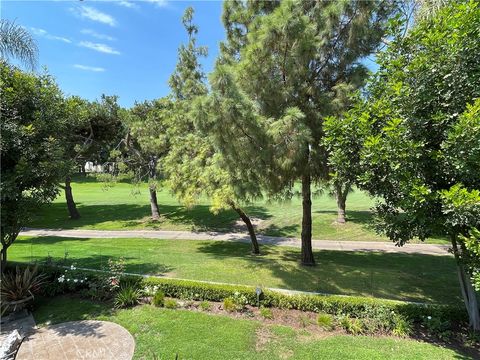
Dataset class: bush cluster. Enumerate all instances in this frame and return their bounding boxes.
[142,277,465,324]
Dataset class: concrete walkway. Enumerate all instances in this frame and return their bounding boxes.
[21,228,450,256]
[16,320,135,360]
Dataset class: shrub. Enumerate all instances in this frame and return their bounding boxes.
[141,277,466,324]
[317,313,334,330]
[422,316,452,340]
[1,265,45,313]
[199,301,211,311]
[223,297,236,312]
[259,306,273,319]
[338,315,364,335]
[164,299,178,309]
[114,286,142,309]
[393,315,413,337]
[152,291,165,307]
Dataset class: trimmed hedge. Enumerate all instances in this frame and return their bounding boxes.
[142,277,467,323]
[7,262,466,324]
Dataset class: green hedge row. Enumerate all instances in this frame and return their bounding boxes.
[142,277,466,323]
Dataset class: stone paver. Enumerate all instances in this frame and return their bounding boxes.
[16,320,135,360]
[21,227,451,256]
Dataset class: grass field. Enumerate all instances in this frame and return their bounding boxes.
[12,236,460,304]
[33,296,471,360]
[28,176,448,244]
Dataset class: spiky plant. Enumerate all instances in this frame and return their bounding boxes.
[0,19,38,69]
[0,266,45,303]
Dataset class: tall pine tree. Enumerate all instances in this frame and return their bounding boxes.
[210,0,397,265]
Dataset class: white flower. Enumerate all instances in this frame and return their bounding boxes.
[427,316,432,320]
[74,279,78,283]
[58,276,65,283]
[70,265,76,270]
[67,278,70,282]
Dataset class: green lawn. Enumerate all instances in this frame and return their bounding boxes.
[27,176,448,243]
[13,236,460,304]
[33,296,471,360]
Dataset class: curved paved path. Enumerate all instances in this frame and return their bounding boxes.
[21,228,450,256]
[16,320,135,360]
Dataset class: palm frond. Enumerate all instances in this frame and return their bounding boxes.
[0,19,38,70]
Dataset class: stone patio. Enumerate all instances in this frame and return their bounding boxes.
[15,320,135,360]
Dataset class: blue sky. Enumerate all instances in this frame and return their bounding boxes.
[2,0,225,107]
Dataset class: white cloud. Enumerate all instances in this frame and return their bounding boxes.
[79,41,120,55]
[30,27,72,43]
[81,29,115,41]
[145,0,169,8]
[117,1,138,9]
[74,64,106,72]
[72,6,116,27]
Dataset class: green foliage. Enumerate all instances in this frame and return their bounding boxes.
[223,297,236,312]
[259,306,273,320]
[339,315,364,335]
[0,266,45,304]
[462,228,480,291]
[142,277,465,324]
[164,298,178,309]
[316,313,334,330]
[207,0,399,262]
[393,315,413,337]
[199,300,211,311]
[0,19,38,69]
[152,291,165,307]
[1,62,69,265]
[354,0,480,328]
[421,316,452,341]
[114,285,142,309]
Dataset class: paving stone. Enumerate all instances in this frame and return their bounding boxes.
[16,320,135,360]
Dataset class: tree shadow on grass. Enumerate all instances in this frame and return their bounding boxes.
[28,203,272,233]
[195,241,461,305]
[12,239,174,276]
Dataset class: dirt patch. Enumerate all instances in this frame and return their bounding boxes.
[255,326,277,351]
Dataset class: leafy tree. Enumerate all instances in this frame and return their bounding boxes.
[61,95,122,219]
[114,99,171,220]
[211,0,397,265]
[355,1,480,329]
[162,7,262,253]
[0,62,67,270]
[0,19,38,70]
[323,93,368,224]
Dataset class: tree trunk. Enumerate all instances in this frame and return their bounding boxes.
[149,186,161,220]
[452,235,480,330]
[335,183,349,224]
[230,203,260,255]
[65,176,81,219]
[301,172,315,266]
[1,246,7,273]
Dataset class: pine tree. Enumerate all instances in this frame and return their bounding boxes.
[162,7,263,254]
[210,0,397,265]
